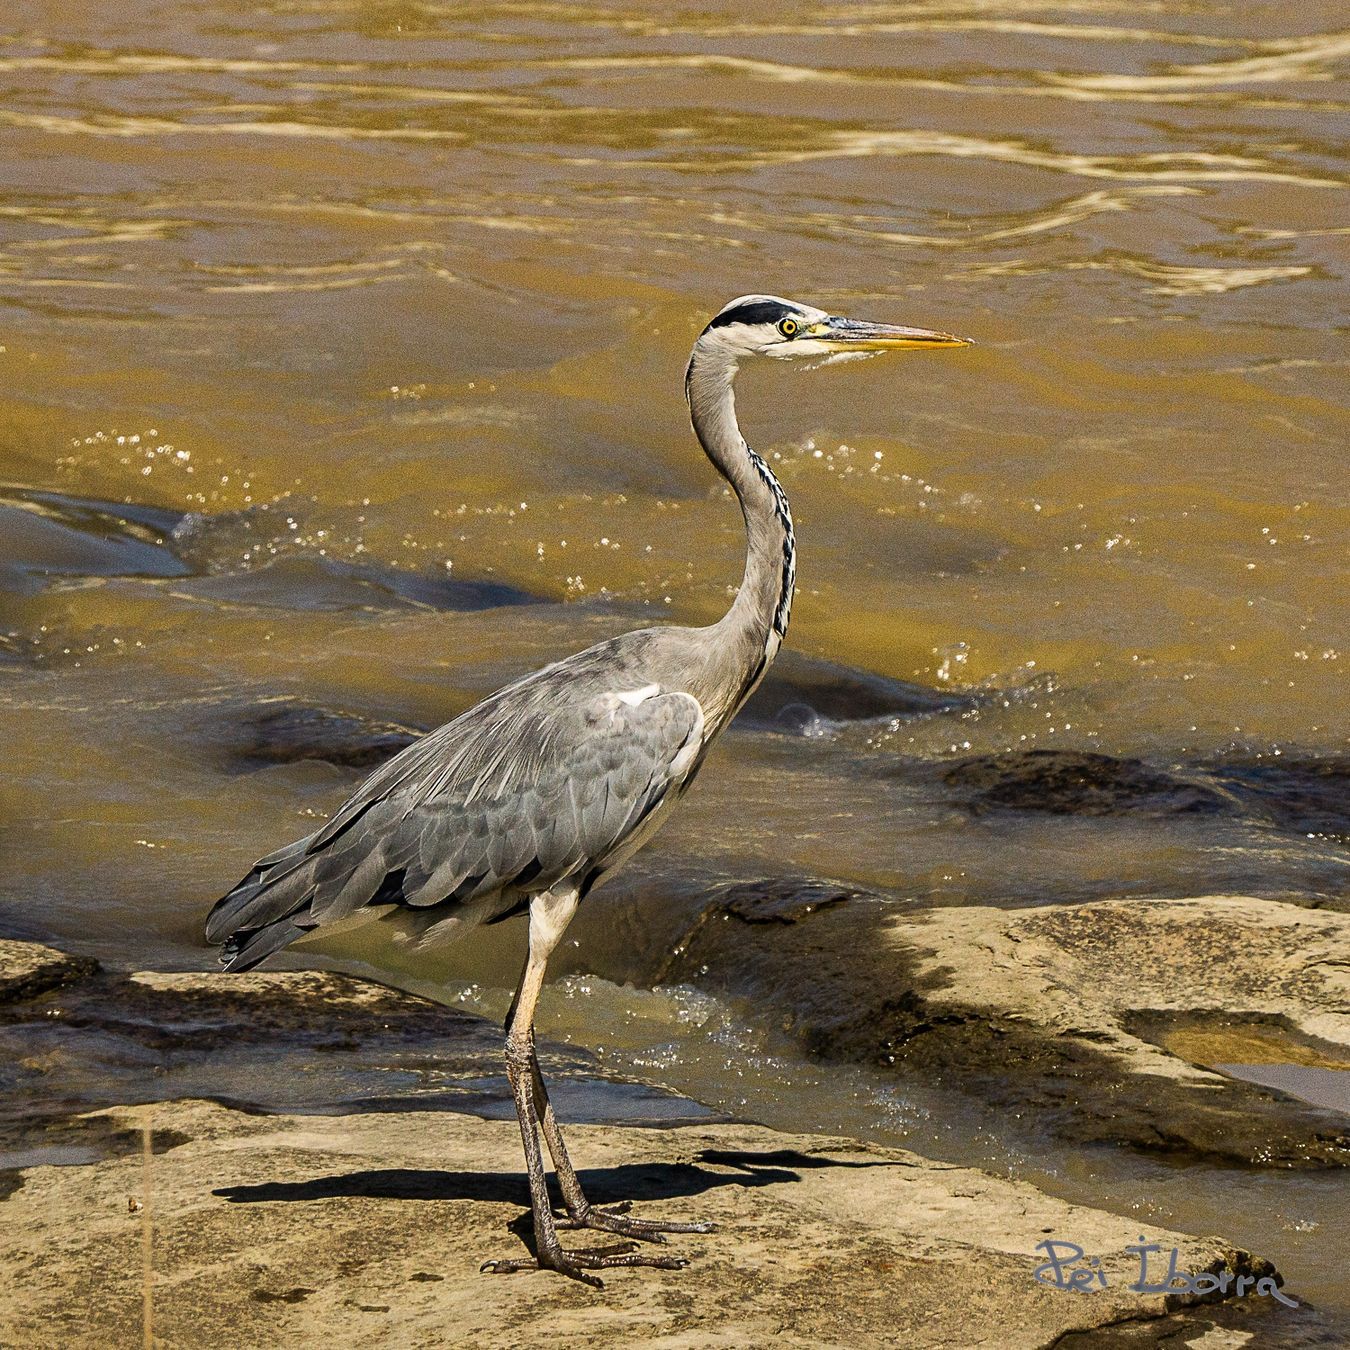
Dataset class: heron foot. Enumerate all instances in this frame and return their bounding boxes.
[556,1201,717,1242]
[481,1240,689,1289]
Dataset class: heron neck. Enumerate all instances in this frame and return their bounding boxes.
[685,349,795,683]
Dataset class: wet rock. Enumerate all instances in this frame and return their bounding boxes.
[933,749,1350,838]
[1205,756,1350,842]
[716,877,854,924]
[236,704,422,769]
[1054,1299,1341,1349]
[653,890,1350,1169]
[109,967,493,1049]
[0,492,188,591]
[0,939,98,1004]
[0,1097,1312,1348]
[0,954,710,1171]
[941,750,1228,817]
[174,555,541,614]
[231,652,983,776]
[742,649,977,728]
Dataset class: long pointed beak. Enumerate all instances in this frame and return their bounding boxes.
[812,317,972,351]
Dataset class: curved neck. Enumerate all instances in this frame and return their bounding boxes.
[685,346,795,668]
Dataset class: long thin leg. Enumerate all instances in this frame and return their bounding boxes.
[527,1045,715,1242]
[479,887,692,1288]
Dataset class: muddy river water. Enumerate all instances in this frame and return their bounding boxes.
[0,0,1346,1325]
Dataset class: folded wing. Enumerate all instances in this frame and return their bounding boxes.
[205,677,703,971]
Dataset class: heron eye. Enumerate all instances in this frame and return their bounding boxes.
[778,318,798,338]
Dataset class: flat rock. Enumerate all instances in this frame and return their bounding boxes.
[653,891,1350,1168]
[0,1097,1314,1349]
[0,938,97,1004]
[0,961,709,1179]
[893,897,1350,1058]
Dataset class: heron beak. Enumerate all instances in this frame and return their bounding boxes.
[812,317,972,351]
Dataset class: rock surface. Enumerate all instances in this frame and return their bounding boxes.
[0,941,711,1186]
[888,897,1350,1062]
[0,938,96,1004]
[0,1097,1314,1349]
[652,891,1350,1168]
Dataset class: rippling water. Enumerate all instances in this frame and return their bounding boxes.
[1,0,1346,1318]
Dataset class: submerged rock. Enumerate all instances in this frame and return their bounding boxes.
[173,555,542,614]
[235,704,422,769]
[743,649,978,729]
[0,493,188,591]
[1206,756,1350,842]
[0,1097,1313,1348]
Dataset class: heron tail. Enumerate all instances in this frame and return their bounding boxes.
[206,834,322,972]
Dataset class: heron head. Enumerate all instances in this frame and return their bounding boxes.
[697,294,971,366]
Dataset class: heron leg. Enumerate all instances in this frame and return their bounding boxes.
[528,1048,716,1242]
[480,887,692,1288]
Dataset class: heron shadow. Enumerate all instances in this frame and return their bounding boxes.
[213,1146,900,1209]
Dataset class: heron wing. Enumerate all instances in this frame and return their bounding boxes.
[206,670,703,963]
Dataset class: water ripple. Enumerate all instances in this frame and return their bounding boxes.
[608,128,1347,190]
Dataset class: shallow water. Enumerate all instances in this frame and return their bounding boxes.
[0,0,1346,1324]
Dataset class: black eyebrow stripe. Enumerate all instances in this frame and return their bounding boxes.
[705,300,799,331]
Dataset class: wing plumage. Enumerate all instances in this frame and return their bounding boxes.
[206,650,703,971]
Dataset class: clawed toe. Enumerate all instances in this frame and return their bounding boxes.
[557,1204,717,1242]
[481,1240,688,1289]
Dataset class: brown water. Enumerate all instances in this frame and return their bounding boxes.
[1,0,1347,1322]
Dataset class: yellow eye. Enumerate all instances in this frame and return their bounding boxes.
[778,318,798,337]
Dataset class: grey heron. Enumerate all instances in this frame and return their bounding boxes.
[206,295,970,1286]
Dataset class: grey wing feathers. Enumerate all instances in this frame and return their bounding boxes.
[206,668,703,971]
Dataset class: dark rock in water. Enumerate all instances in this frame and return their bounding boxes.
[716,878,854,925]
[937,749,1350,836]
[743,650,978,728]
[0,490,189,590]
[238,704,422,769]
[1205,756,1350,841]
[177,555,542,614]
[0,486,546,612]
[343,562,540,612]
[942,750,1228,817]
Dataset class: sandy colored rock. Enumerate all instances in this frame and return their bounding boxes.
[0,1098,1303,1349]
[0,938,97,1003]
[889,897,1350,1079]
[651,891,1350,1167]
